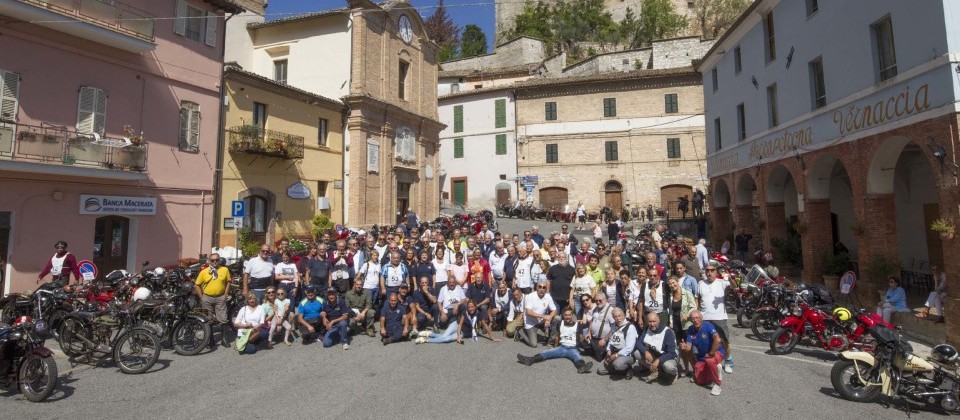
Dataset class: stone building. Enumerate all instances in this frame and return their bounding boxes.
[700,0,960,343]
[514,68,708,216]
[227,0,443,227]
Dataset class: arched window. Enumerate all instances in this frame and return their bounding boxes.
[604,180,622,191]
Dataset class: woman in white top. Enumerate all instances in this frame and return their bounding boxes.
[273,252,299,305]
[530,253,548,285]
[577,203,587,230]
[233,292,266,353]
[358,250,382,306]
[570,263,597,318]
[274,288,294,346]
[432,248,448,292]
[592,222,603,242]
[447,253,469,291]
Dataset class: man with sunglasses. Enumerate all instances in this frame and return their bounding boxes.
[517,283,558,348]
[195,253,231,324]
[244,245,275,301]
[697,262,733,374]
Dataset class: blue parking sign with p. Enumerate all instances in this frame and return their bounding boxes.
[232,200,245,217]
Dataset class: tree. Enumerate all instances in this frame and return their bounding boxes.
[460,24,488,58]
[506,1,555,49]
[618,7,640,48]
[634,0,687,47]
[424,0,460,61]
[691,0,749,38]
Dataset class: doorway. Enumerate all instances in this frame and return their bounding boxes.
[397,181,411,225]
[93,216,129,276]
[0,212,9,295]
[604,181,623,213]
[451,178,467,208]
[496,183,511,206]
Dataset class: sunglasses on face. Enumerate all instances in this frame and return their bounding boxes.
[706,269,716,272]
[209,259,219,263]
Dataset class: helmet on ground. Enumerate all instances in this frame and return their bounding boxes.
[132,287,152,302]
[832,307,852,322]
[932,344,959,365]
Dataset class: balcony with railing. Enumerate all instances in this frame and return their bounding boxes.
[0,123,148,178]
[0,0,156,53]
[227,125,304,160]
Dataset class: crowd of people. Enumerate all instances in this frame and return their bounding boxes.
[191,221,732,395]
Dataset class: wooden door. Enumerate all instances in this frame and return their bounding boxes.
[605,191,622,214]
[496,188,510,205]
[923,203,944,268]
[93,216,129,276]
[452,180,466,207]
[539,187,568,209]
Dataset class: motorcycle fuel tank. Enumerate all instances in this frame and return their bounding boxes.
[895,353,935,372]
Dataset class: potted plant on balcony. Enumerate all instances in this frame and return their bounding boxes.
[122,125,145,147]
[930,218,955,240]
[264,137,286,155]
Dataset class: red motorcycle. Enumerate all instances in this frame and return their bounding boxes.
[769,302,892,355]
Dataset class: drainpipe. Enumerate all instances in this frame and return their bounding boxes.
[211,12,236,249]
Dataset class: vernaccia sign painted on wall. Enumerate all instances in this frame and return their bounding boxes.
[80,194,157,215]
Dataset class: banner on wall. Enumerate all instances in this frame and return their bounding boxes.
[80,195,156,215]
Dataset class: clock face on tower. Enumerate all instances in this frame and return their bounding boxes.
[399,15,413,44]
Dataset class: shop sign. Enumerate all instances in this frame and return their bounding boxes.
[80,194,156,215]
[287,181,311,200]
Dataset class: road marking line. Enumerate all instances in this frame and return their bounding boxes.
[735,347,833,367]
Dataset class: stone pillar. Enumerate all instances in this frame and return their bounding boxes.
[712,207,730,249]
[855,194,898,304]
[801,199,831,284]
[735,205,756,256]
[765,202,787,248]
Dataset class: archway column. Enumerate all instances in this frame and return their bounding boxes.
[734,205,755,256]
[801,199,831,283]
[855,194,898,304]
[764,202,787,247]
[712,207,730,249]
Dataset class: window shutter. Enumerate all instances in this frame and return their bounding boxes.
[495,134,506,155]
[77,87,105,135]
[189,108,201,148]
[174,0,187,36]
[178,106,189,149]
[454,138,463,158]
[406,132,416,160]
[205,11,218,47]
[0,71,20,123]
[495,99,506,128]
[453,105,463,132]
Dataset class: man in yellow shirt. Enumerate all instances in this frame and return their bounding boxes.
[194,253,231,324]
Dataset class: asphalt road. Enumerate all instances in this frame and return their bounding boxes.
[2,320,943,419]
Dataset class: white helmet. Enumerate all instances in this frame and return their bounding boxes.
[153,267,166,277]
[132,287,152,302]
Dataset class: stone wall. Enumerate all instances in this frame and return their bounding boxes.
[441,37,546,71]
[561,49,651,76]
[651,37,715,69]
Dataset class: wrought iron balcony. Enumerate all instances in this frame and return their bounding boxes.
[227,125,304,160]
[1,0,156,53]
[0,123,148,173]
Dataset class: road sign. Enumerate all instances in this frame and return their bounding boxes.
[233,217,243,229]
[77,260,98,283]
[231,200,245,218]
[520,175,539,185]
[524,185,534,193]
[840,271,856,294]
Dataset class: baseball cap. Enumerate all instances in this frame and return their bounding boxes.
[326,289,338,296]
[399,284,410,289]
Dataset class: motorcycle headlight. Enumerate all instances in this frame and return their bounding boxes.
[34,319,49,337]
[791,306,803,317]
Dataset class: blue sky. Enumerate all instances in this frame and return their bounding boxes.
[263,0,496,51]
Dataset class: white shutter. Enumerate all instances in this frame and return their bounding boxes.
[93,88,106,135]
[178,106,189,149]
[204,11,217,47]
[0,70,20,123]
[76,87,97,134]
[174,0,187,36]
[189,108,201,148]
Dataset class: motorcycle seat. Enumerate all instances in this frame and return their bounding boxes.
[139,300,165,309]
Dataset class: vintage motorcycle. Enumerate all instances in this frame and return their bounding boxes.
[0,315,58,402]
[133,272,212,357]
[57,301,161,374]
[0,282,74,333]
[769,298,886,355]
[831,326,960,413]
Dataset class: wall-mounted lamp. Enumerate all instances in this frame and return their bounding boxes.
[751,76,759,89]
[929,141,959,176]
[793,146,806,171]
[786,46,794,68]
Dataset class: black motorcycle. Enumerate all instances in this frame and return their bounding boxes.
[0,316,58,401]
[134,275,211,357]
[57,302,161,374]
[0,282,74,335]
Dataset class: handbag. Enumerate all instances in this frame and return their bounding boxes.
[235,329,251,352]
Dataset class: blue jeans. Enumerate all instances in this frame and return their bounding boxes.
[364,288,380,309]
[251,289,266,302]
[540,345,583,363]
[426,322,459,344]
[322,320,349,347]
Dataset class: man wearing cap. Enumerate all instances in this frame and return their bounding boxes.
[296,286,324,345]
[321,290,353,350]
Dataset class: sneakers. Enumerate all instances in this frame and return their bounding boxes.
[365,327,376,337]
[576,361,593,374]
[517,354,535,366]
[624,368,634,380]
[417,330,433,338]
[644,370,660,383]
[710,384,722,396]
[381,338,391,346]
[415,337,426,344]
[342,343,350,350]
[409,329,419,340]
[723,363,733,374]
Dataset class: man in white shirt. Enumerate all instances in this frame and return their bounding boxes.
[436,277,465,328]
[583,292,616,360]
[487,241,507,283]
[243,245,275,301]
[514,246,535,294]
[597,307,638,378]
[697,262,734,373]
[651,225,664,249]
[696,238,710,270]
[518,283,557,348]
[517,307,594,374]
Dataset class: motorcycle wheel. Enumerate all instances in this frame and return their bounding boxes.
[830,360,882,403]
[173,318,211,356]
[750,312,779,342]
[1,302,18,325]
[220,322,238,348]
[19,354,58,402]
[113,329,160,374]
[57,318,88,358]
[736,307,753,328]
[769,327,800,355]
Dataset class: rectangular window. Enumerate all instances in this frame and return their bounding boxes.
[603,98,617,117]
[873,17,897,81]
[667,137,680,159]
[805,0,818,16]
[494,99,506,128]
[495,134,507,155]
[736,103,746,142]
[317,181,328,198]
[734,46,742,74]
[252,102,267,128]
[664,93,678,114]
[0,70,21,123]
[711,68,718,92]
[453,105,463,133]
[763,12,776,63]
[453,138,463,158]
[810,57,826,109]
[274,60,288,84]
[767,84,779,128]
[714,118,722,150]
[77,86,107,136]
[398,60,410,99]
[178,101,200,152]
[318,118,329,146]
[544,102,557,121]
[545,143,558,163]
[604,141,618,161]
[450,83,459,93]
[184,4,205,42]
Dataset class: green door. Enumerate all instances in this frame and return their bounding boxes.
[453,180,466,207]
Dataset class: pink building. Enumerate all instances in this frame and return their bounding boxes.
[0,0,263,295]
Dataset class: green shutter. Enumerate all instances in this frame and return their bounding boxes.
[454,138,463,158]
[605,141,618,161]
[454,105,463,133]
[495,134,506,155]
[495,99,506,128]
